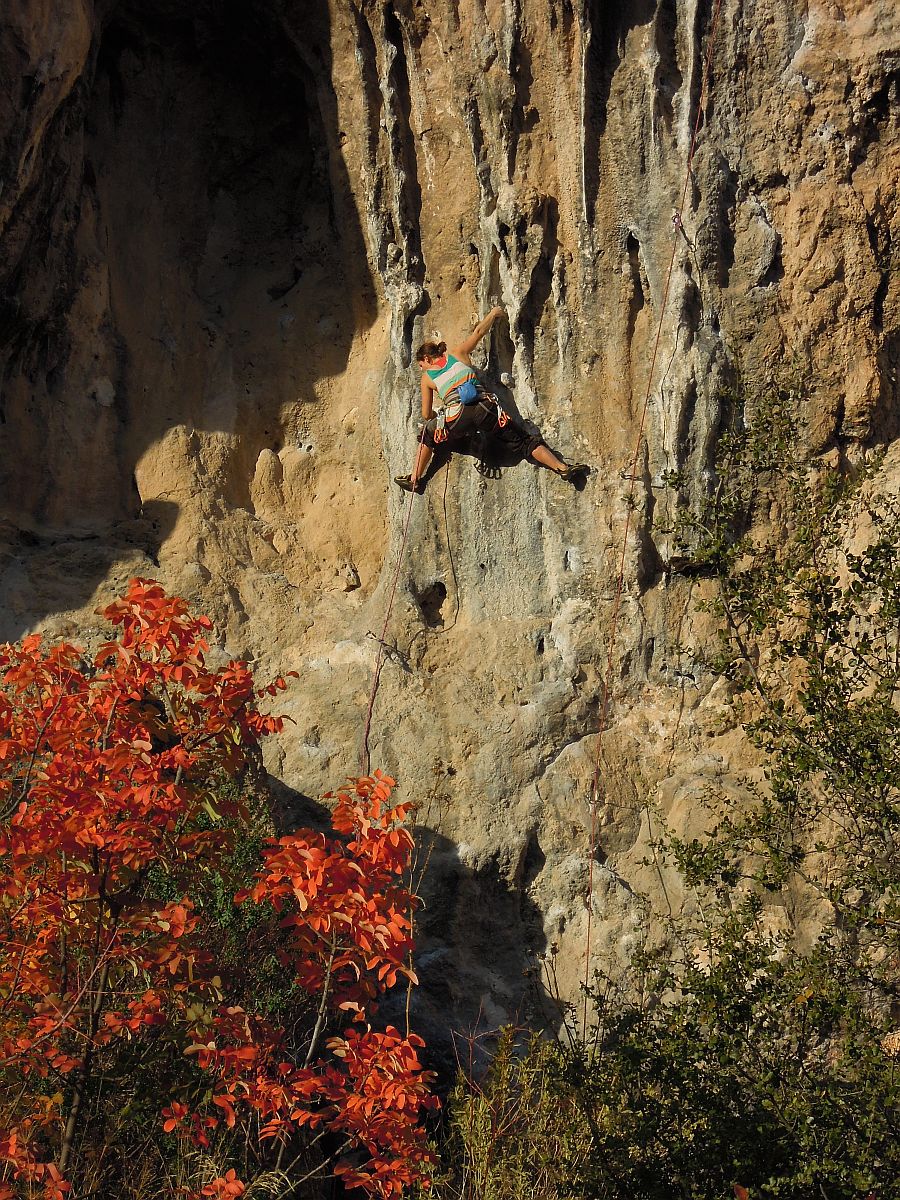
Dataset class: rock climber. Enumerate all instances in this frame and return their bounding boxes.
[394,306,588,493]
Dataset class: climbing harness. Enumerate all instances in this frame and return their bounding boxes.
[580,0,725,1039]
[426,390,511,451]
[428,385,505,444]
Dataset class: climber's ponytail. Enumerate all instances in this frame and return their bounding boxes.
[415,340,446,363]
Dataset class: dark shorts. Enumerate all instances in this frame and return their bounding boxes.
[423,395,544,459]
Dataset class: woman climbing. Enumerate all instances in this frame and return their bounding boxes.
[394,306,589,493]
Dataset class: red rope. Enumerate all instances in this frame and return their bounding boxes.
[581,0,725,1037]
[361,421,428,774]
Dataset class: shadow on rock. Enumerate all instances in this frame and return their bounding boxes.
[378,824,557,1086]
[266,773,333,837]
[0,0,375,634]
[0,500,179,642]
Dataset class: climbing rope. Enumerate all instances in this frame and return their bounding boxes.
[439,460,461,636]
[581,0,725,1038]
[402,455,461,662]
[361,421,428,775]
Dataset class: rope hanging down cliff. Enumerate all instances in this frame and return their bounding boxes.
[581,0,726,1036]
[360,420,428,776]
[361,310,590,773]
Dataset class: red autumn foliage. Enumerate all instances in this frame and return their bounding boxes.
[0,579,436,1199]
[240,777,420,1010]
[200,1168,245,1198]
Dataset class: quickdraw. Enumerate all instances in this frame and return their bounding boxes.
[431,400,463,443]
[481,392,510,429]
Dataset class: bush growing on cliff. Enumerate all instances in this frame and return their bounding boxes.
[435,389,900,1198]
[0,580,436,1199]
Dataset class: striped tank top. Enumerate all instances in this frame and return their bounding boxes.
[425,353,477,403]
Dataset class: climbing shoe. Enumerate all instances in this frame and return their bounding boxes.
[394,474,425,494]
[558,462,590,483]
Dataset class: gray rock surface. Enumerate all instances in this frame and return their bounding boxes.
[1,0,898,1046]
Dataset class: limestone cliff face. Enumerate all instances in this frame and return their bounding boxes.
[1,0,898,1046]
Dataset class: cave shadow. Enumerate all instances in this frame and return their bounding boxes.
[0,498,180,643]
[0,0,376,634]
[377,823,558,1088]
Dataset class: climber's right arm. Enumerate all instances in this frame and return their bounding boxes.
[455,306,505,360]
